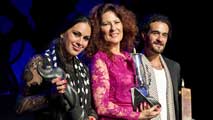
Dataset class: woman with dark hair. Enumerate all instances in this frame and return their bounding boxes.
[86,3,161,120]
[16,14,97,120]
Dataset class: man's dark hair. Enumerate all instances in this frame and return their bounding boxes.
[139,13,172,39]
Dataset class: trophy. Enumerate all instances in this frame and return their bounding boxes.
[37,62,77,109]
[37,62,87,120]
[131,48,161,111]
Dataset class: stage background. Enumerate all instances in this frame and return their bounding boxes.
[0,0,211,119]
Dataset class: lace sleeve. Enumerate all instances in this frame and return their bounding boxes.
[23,55,43,88]
[16,95,48,114]
[91,58,140,120]
[16,55,49,114]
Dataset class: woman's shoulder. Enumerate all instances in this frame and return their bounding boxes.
[93,51,107,59]
[27,54,44,67]
[90,51,110,66]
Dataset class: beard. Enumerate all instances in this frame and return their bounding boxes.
[151,43,165,54]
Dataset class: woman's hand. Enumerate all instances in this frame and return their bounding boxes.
[51,77,67,94]
[138,102,161,120]
[88,116,96,120]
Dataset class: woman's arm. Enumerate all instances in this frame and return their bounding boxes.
[16,55,49,114]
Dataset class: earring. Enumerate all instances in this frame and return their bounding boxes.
[60,34,64,38]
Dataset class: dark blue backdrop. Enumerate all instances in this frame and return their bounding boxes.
[0,0,209,119]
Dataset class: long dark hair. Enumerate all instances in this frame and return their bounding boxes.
[57,13,91,36]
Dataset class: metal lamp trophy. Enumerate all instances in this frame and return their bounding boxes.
[131,48,161,111]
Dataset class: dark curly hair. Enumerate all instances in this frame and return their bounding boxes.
[85,3,138,58]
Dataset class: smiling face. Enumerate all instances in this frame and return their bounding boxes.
[62,22,91,57]
[100,11,123,46]
[143,21,169,54]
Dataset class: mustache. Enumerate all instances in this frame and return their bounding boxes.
[153,41,164,46]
